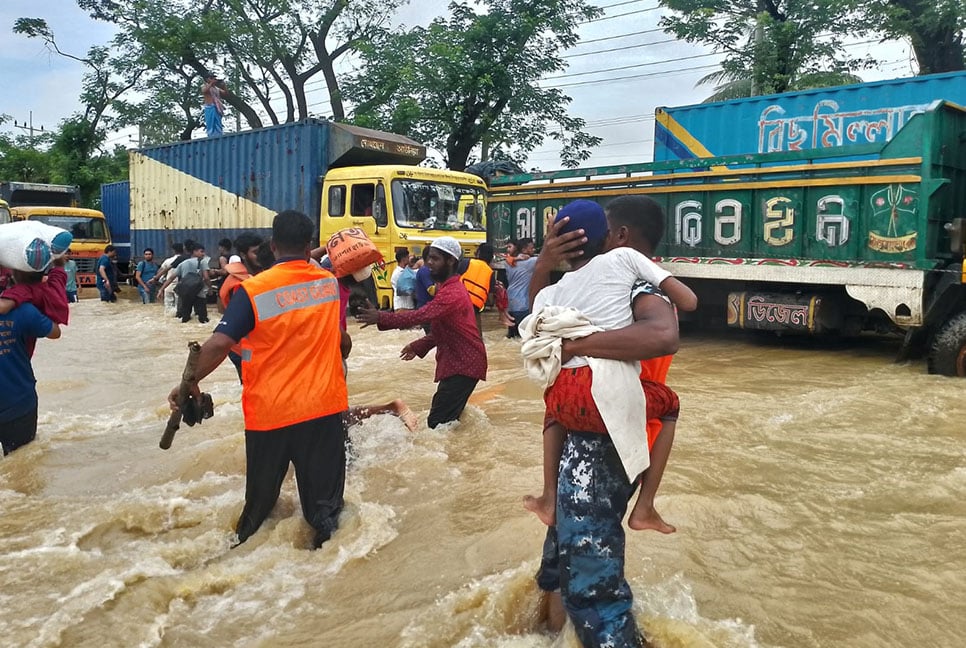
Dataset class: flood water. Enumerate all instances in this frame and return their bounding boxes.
[2,294,965,648]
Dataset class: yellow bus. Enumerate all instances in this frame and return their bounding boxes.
[320,165,487,308]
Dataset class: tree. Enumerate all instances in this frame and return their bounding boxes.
[659,0,871,101]
[73,0,405,133]
[344,0,603,171]
[859,0,964,74]
[14,18,143,159]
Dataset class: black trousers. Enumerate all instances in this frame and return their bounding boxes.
[427,374,479,429]
[178,295,208,322]
[1,408,38,455]
[236,413,347,548]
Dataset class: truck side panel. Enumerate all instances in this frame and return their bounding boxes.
[654,70,966,162]
[488,103,966,332]
[130,121,329,255]
[101,180,130,265]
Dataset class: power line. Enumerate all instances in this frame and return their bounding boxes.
[564,37,678,58]
[550,63,722,89]
[595,0,653,9]
[546,37,884,86]
[569,27,665,47]
[546,51,720,80]
[584,6,661,23]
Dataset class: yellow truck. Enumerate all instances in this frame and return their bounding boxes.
[1,182,112,287]
[127,121,486,309]
[319,165,487,307]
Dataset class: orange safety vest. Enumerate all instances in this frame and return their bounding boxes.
[239,260,348,431]
[460,258,493,310]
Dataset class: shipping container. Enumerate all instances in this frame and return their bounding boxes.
[100,180,131,266]
[129,120,426,257]
[488,101,966,375]
[653,70,966,162]
[0,182,81,207]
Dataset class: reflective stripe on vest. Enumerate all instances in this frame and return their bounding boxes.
[239,260,348,431]
[460,258,493,310]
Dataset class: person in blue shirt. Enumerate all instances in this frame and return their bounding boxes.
[413,246,435,333]
[505,237,538,338]
[96,245,118,302]
[135,247,160,304]
[0,299,62,455]
[63,252,79,303]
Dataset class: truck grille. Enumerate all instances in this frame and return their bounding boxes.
[74,258,97,273]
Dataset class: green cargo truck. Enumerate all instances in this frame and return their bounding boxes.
[487,101,966,376]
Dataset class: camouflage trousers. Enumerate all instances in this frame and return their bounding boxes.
[536,432,644,648]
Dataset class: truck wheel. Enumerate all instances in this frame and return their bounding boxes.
[927,312,966,377]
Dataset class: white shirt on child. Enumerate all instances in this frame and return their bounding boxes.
[532,246,672,368]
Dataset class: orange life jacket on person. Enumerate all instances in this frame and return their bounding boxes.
[219,262,251,309]
[640,355,674,447]
[239,260,348,431]
[460,258,493,310]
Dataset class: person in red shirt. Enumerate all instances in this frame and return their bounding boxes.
[0,256,70,357]
[357,236,487,429]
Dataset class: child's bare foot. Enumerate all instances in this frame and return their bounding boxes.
[523,493,556,526]
[389,399,418,432]
[628,505,676,533]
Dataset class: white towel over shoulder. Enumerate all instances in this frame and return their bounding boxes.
[520,305,650,481]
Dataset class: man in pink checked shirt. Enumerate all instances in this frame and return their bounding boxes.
[357,236,486,429]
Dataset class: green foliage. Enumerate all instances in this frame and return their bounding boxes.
[857,0,964,74]
[660,0,872,100]
[344,0,603,171]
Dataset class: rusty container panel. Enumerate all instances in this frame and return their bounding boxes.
[129,121,330,255]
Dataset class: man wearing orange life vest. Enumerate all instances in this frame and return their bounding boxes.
[167,210,350,549]
[458,243,511,335]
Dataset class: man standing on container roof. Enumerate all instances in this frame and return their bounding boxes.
[201,75,228,137]
[357,236,486,429]
[167,210,350,549]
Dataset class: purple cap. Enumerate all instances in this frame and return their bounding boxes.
[554,200,607,242]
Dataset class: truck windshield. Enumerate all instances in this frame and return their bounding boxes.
[391,179,486,231]
[30,215,109,241]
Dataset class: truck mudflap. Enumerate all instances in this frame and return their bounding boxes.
[727,292,828,333]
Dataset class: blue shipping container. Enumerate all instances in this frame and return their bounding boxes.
[128,120,425,258]
[100,180,131,264]
[654,70,966,162]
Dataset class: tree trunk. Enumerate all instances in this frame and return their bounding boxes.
[890,0,965,75]
[909,27,965,74]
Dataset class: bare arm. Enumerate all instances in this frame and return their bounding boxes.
[658,276,698,312]
[341,329,351,359]
[47,322,62,340]
[0,298,13,315]
[159,273,175,295]
[135,265,148,290]
[167,332,234,410]
[561,293,679,363]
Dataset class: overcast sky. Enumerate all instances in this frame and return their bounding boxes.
[0,0,916,168]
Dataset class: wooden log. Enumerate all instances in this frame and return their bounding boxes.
[160,341,202,450]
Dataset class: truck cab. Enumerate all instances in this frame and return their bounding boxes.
[321,165,488,308]
[9,206,112,287]
[2,182,112,287]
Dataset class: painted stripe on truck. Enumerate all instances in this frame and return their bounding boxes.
[130,152,277,231]
[488,174,922,203]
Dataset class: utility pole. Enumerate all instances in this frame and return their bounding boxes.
[13,111,45,144]
[750,0,766,97]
